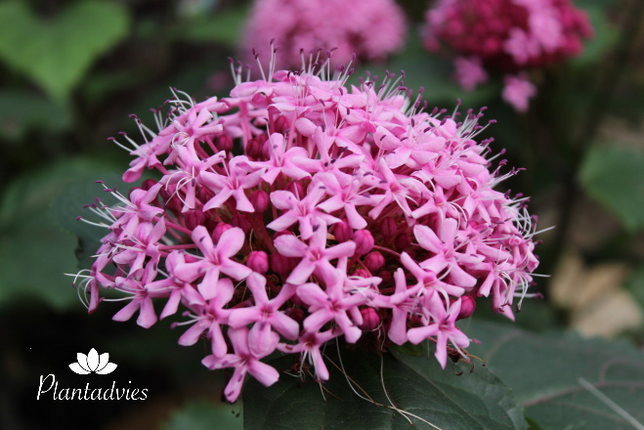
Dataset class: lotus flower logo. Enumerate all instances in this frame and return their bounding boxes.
[69,348,117,375]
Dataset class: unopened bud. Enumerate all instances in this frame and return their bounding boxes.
[247,251,269,273]
[360,308,380,331]
[380,218,397,242]
[377,270,392,283]
[286,181,304,198]
[458,296,476,320]
[333,220,352,242]
[184,209,205,230]
[246,138,263,159]
[212,223,232,242]
[273,115,290,133]
[364,252,385,272]
[352,269,370,278]
[270,252,295,279]
[285,307,305,323]
[250,190,269,213]
[394,231,411,251]
[141,178,159,191]
[353,230,374,256]
[231,215,251,233]
[217,134,233,151]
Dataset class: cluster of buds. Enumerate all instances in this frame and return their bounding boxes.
[423,0,593,110]
[73,53,540,402]
[241,0,406,69]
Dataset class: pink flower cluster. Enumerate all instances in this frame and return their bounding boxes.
[423,0,593,111]
[241,0,406,69]
[74,57,539,403]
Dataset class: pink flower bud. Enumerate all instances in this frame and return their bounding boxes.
[273,115,290,133]
[163,193,182,215]
[360,308,380,331]
[380,218,397,242]
[251,91,270,108]
[333,220,352,242]
[247,250,269,273]
[217,134,233,151]
[394,231,411,251]
[246,137,264,159]
[352,269,370,278]
[250,190,269,213]
[458,296,476,320]
[184,209,205,230]
[270,252,295,279]
[377,270,392,283]
[141,178,159,191]
[353,230,374,256]
[286,181,304,198]
[212,223,232,242]
[364,252,385,272]
[231,215,251,233]
[285,307,304,323]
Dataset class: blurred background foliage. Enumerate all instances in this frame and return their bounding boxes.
[0,0,642,428]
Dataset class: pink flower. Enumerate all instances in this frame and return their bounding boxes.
[174,226,251,299]
[502,74,537,112]
[202,327,280,402]
[453,57,488,91]
[175,278,235,357]
[267,185,340,239]
[241,0,407,69]
[200,158,265,213]
[111,262,159,328]
[407,293,470,369]
[273,223,355,285]
[298,268,368,343]
[228,273,299,355]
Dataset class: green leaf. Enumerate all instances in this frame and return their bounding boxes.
[570,6,619,66]
[0,1,130,102]
[0,157,118,310]
[525,417,545,430]
[579,144,644,231]
[0,90,72,140]
[244,343,527,430]
[467,321,644,430]
[163,401,242,430]
[174,7,248,47]
[50,172,125,270]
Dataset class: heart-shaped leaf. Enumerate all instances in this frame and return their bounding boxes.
[467,320,644,430]
[244,343,527,429]
[0,1,130,102]
[579,144,644,231]
[0,155,123,310]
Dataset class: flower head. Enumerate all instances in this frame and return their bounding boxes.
[241,0,407,69]
[74,52,540,402]
[423,0,593,109]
